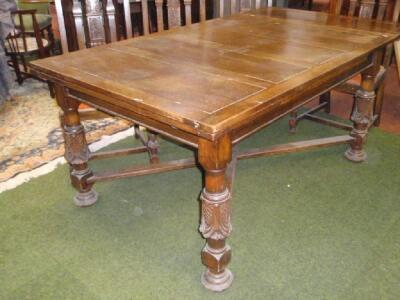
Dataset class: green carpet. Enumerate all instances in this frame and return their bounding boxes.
[1,117,399,300]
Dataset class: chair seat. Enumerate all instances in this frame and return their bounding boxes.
[14,14,52,31]
[6,37,49,53]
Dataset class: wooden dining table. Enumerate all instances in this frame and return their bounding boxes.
[30,8,400,292]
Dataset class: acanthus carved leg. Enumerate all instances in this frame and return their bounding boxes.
[198,135,233,292]
[55,85,97,207]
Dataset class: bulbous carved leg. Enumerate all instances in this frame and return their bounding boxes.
[147,131,160,164]
[55,85,97,207]
[198,135,233,292]
[345,77,376,163]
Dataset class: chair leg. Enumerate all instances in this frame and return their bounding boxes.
[373,81,385,127]
[319,91,331,113]
[19,54,29,80]
[47,81,55,98]
[288,110,297,133]
[10,55,23,85]
[47,27,56,55]
[134,124,140,139]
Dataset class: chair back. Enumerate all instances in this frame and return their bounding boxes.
[216,0,272,18]
[329,0,395,20]
[56,0,191,52]
[6,10,47,58]
[55,0,117,52]
[55,0,276,53]
[328,0,400,69]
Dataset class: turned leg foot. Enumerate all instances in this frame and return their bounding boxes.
[201,269,234,292]
[345,132,367,162]
[69,166,97,207]
[344,146,367,162]
[74,190,98,207]
[201,241,233,292]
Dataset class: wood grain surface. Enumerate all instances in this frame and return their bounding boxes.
[31,8,400,142]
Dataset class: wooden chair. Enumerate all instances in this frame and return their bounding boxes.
[5,9,53,85]
[289,0,400,132]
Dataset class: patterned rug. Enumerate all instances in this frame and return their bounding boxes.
[0,79,131,183]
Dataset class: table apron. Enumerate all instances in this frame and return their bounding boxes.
[49,51,373,148]
[67,89,200,148]
[230,55,373,144]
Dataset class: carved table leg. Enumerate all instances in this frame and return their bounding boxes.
[55,85,97,207]
[345,52,381,163]
[198,135,233,292]
[147,131,160,164]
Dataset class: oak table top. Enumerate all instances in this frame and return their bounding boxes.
[30,7,400,292]
[31,8,399,144]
